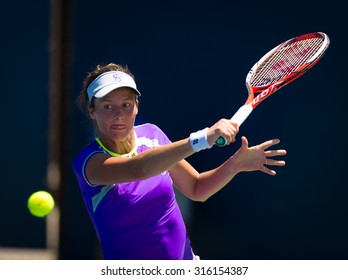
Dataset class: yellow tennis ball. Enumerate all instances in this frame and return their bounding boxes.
[27,191,55,218]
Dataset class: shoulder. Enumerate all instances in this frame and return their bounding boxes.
[135,123,164,134]
[135,123,169,138]
[73,140,109,187]
[73,140,107,172]
[135,123,172,147]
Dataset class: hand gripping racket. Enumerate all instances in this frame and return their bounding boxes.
[216,32,330,146]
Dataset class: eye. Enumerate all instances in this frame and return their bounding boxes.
[123,102,132,109]
[104,104,113,110]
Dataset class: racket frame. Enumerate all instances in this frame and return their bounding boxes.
[215,32,330,147]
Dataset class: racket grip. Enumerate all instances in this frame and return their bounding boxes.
[215,104,253,147]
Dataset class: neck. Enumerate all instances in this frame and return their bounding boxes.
[98,132,136,156]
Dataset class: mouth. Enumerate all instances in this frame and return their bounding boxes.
[111,124,127,131]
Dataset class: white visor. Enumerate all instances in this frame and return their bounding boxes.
[87,71,141,102]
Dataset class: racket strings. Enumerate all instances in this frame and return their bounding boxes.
[251,37,324,86]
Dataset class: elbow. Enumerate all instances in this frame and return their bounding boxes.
[196,196,209,203]
[193,197,208,203]
[189,193,210,203]
[187,183,211,202]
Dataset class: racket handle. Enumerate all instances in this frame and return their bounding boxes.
[215,104,253,147]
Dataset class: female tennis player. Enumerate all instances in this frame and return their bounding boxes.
[73,63,287,260]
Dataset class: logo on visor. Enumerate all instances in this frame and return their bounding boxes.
[113,73,122,83]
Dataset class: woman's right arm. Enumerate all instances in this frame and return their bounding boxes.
[86,138,194,185]
[86,118,238,185]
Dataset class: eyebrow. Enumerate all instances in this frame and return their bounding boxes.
[100,97,134,102]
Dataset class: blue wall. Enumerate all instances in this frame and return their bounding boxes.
[1,1,49,248]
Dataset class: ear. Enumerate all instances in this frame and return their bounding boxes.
[88,104,96,120]
[134,99,139,115]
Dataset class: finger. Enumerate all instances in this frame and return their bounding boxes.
[259,139,281,150]
[229,120,239,132]
[217,120,237,144]
[226,129,238,144]
[264,159,286,166]
[264,149,287,157]
[240,136,248,148]
[261,165,276,176]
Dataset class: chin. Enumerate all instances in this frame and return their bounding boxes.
[110,133,129,142]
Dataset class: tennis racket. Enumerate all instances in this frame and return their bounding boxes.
[216,32,330,147]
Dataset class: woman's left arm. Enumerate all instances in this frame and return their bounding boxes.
[169,136,287,202]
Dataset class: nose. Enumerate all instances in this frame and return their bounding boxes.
[113,112,124,120]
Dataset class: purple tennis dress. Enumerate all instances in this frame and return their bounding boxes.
[73,123,195,260]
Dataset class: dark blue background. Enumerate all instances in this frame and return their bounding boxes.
[2,0,347,259]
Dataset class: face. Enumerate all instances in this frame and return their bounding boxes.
[89,87,138,143]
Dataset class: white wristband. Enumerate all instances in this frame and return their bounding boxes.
[189,127,212,152]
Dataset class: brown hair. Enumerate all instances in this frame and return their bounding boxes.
[76,63,137,117]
